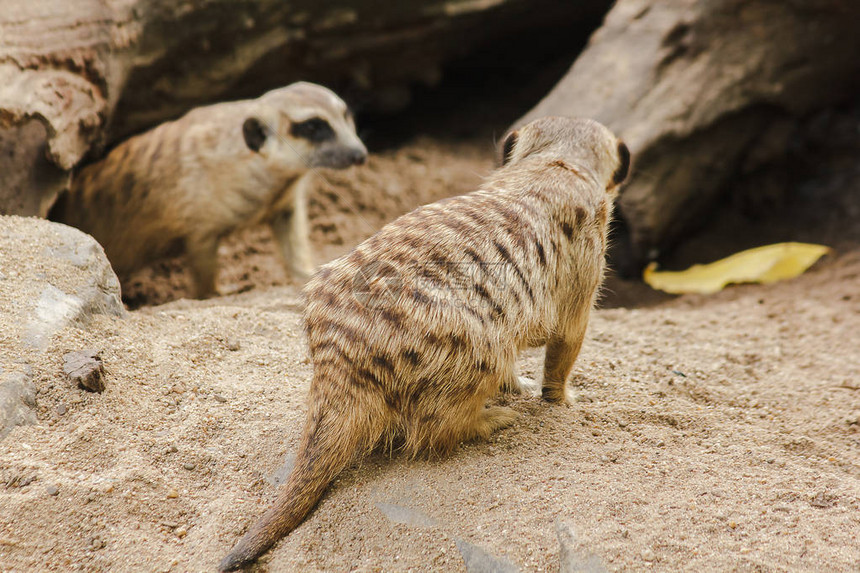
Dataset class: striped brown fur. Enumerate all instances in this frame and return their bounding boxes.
[49,82,367,298]
[219,117,630,571]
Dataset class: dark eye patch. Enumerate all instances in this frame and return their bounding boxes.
[290,117,335,143]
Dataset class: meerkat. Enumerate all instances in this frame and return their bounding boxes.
[49,82,367,298]
[218,116,630,571]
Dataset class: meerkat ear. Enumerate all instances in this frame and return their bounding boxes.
[613,141,630,185]
[500,130,518,166]
[243,117,268,152]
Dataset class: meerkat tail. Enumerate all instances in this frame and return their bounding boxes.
[218,398,375,572]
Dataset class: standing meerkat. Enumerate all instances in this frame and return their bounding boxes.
[49,82,367,298]
[219,116,630,571]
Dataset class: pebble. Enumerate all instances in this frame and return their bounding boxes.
[56,404,67,416]
[90,537,105,550]
[167,489,179,499]
[183,462,196,471]
[175,526,187,538]
[45,484,59,496]
[167,445,178,454]
[728,521,738,529]
[226,338,241,351]
[642,549,656,562]
[214,394,228,403]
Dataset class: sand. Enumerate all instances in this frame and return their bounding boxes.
[0,135,858,572]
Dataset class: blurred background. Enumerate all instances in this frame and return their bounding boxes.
[2,0,858,306]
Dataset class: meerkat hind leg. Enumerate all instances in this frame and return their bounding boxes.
[472,406,518,439]
[542,308,591,404]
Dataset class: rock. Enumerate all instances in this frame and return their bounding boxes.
[0,216,123,439]
[46,484,59,496]
[516,0,860,268]
[0,217,125,352]
[266,454,296,487]
[455,538,520,573]
[0,367,36,440]
[555,520,609,573]
[183,462,196,471]
[375,501,437,528]
[63,350,105,393]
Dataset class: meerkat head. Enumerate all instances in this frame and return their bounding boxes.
[500,117,630,195]
[242,82,367,170]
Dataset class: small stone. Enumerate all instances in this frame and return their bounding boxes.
[728,521,737,529]
[56,403,67,416]
[226,338,241,351]
[656,440,665,447]
[642,549,656,562]
[167,444,178,453]
[214,394,228,403]
[46,484,59,496]
[166,489,179,499]
[766,458,776,464]
[90,537,105,550]
[183,462,196,471]
[175,526,187,538]
[63,350,105,393]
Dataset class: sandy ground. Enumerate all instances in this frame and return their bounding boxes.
[1,132,859,572]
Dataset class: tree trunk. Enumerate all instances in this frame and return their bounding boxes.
[516,0,860,268]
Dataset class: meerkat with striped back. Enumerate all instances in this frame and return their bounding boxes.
[219,116,630,570]
[50,82,367,298]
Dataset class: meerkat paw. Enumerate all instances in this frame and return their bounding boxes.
[541,385,576,405]
[473,406,518,439]
[513,376,541,396]
[501,371,540,395]
[289,264,315,284]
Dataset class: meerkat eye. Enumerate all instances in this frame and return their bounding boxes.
[291,117,335,143]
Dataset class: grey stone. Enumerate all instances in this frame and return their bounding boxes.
[0,368,36,440]
[63,349,105,393]
[455,538,520,573]
[375,501,437,528]
[0,216,124,439]
[555,520,608,573]
[266,454,296,487]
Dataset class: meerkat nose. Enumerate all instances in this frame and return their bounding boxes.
[349,148,367,166]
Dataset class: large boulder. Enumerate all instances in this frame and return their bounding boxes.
[516,0,860,267]
[0,216,124,439]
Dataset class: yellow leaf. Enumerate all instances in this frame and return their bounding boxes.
[643,242,831,295]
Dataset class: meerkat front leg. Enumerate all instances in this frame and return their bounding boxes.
[186,234,220,298]
[271,172,315,282]
[542,305,592,404]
